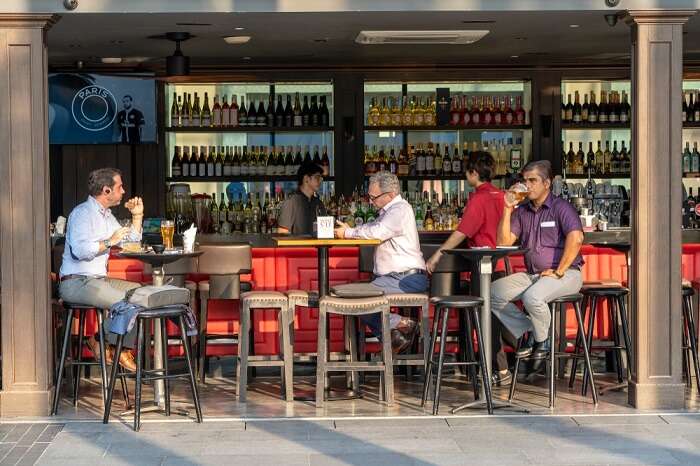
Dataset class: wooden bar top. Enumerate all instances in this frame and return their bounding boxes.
[273,237,381,247]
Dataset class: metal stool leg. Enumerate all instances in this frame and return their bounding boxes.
[133,319,145,432]
[421,304,442,407]
[380,308,394,406]
[433,306,450,415]
[179,316,203,423]
[582,297,598,396]
[608,297,624,383]
[52,309,74,415]
[161,319,171,417]
[471,305,493,414]
[548,304,556,409]
[684,295,700,395]
[315,307,328,409]
[236,304,250,402]
[617,295,633,379]
[96,310,109,406]
[463,310,479,400]
[103,334,125,424]
[569,295,589,388]
[73,310,86,406]
[575,301,598,405]
[281,308,295,402]
[508,355,521,402]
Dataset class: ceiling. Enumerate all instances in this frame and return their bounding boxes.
[45,11,700,71]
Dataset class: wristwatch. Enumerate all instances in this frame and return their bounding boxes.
[554,270,564,279]
[103,239,111,249]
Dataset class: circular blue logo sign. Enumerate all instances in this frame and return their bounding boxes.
[71,85,117,131]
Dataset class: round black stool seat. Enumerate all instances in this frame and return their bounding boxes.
[549,293,583,304]
[683,286,695,297]
[138,306,189,319]
[581,286,630,298]
[430,295,484,307]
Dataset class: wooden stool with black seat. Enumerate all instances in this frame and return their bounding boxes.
[103,306,202,432]
[571,284,632,395]
[421,295,492,415]
[316,295,394,408]
[509,293,598,408]
[682,286,700,394]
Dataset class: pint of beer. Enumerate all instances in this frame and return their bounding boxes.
[506,182,530,205]
[161,220,175,250]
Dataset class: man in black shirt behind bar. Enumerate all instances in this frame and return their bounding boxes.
[277,162,327,235]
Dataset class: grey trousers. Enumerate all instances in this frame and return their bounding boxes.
[490,269,583,342]
[59,276,141,348]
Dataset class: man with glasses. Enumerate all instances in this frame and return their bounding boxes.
[277,162,327,235]
[491,160,584,371]
[335,171,427,353]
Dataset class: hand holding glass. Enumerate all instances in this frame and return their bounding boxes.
[505,182,530,206]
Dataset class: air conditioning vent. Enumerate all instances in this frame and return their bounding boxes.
[355,30,489,45]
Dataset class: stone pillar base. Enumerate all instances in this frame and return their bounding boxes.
[628,380,685,410]
[0,389,54,417]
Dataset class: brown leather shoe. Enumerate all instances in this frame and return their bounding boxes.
[118,350,137,372]
[86,336,102,360]
[391,317,418,354]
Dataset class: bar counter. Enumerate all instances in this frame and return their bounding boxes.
[106,230,700,358]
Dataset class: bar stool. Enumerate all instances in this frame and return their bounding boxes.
[571,284,632,395]
[103,306,202,432]
[682,286,700,394]
[421,296,492,415]
[509,293,598,408]
[52,302,109,415]
[196,244,252,384]
[316,295,394,408]
[238,291,294,402]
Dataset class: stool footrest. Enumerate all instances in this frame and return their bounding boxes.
[324,362,388,371]
[429,360,480,367]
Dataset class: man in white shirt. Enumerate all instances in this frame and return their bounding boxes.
[59,168,144,371]
[335,171,428,352]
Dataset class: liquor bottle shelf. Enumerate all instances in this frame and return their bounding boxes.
[362,174,509,181]
[364,125,531,132]
[167,176,335,183]
[683,122,700,128]
[165,126,334,133]
[561,123,630,130]
[564,174,700,179]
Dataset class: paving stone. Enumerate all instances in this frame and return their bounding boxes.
[17,425,49,447]
[41,439,109,459]
[3,426,31,443]
[36,426,64,444]
[0,426,17,443]
[0,445,30,466]
[309,452,416,466]
[334,418,448,431]
[16,443,49,466]
[166,454,310,466]
[660,414,700,424]
[571,415,667,426]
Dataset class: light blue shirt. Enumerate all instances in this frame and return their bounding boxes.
[60,196,141,278]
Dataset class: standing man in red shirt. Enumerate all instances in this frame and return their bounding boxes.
[426,151,516,386]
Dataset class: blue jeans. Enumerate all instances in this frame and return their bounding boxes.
[362,272,429,338]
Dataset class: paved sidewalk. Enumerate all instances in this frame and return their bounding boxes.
[0,414,697,465]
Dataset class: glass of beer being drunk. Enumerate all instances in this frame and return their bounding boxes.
[506,182,530,206]
[160,220,175,250]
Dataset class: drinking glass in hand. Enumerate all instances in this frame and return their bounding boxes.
[161,220,175,250]
[505,182,530,206]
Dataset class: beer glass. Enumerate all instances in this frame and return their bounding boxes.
[506,182,530,205]
[160,220,175,250]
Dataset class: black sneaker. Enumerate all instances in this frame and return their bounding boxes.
[515,333,535,357]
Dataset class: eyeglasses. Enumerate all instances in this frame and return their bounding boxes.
[311,174,324,181]
[369,192,391,202]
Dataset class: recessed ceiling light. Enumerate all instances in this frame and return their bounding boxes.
[235,27,245,31]
[223,35,251,45]
[242,56,252,60]
[515,37,527,41]
[510,55,519,58]
[313,38,329,43]
[101,57,122,64]
[110,40,124,45]
[569,24,580,28]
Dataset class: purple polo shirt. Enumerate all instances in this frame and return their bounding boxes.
[510,193,585,274]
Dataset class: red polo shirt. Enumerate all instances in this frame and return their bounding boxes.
[457,182,505,248]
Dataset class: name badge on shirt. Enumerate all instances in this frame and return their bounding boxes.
[541,221,556,228]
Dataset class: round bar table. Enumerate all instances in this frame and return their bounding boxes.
[444,247,528,413]
[118,249,203,410]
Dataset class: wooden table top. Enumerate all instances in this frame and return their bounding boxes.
[273,237,381,247]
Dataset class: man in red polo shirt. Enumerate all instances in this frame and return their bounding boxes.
[426,151,516,386]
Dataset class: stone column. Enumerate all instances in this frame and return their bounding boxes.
[625,9,695,409]
[0,14,59,416]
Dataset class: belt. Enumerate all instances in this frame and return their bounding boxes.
[60,274,89,282]
[394,268,427,277]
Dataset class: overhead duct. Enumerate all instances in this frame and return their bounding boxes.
[355,30,489,45]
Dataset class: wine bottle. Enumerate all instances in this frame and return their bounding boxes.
[564,94,573,123]
[310,96,320,126]
[595,141,604,175]
[197,146,206,177]
[221,96,230,127]
[442,143,452,174]
[266,96,275,127]
[285,95,294,127]
[302,95,311,126]
[230,95,239,127]
[588,91,598,124]
[232,146,241,176]
[190,145,198,176]
[223,146,232,176]
[572,91,582,123]
[303,145,312,164]
[201,92,212,127]
[694,91,700,122]
[284,146,294,175]
[313,145,322,166]
[170,92,179,127]
[586,142,595,171]
[215,146,224,177]
[206,146,215,177]
[240,146,249,176]
[275,95,284,127]
[293,145,303,172]
[603,141,612,175]
[256,100,266,126]
[247,99,257,127]
[683,92,689,124]
[684,142,692,174]
[693,142,700,173]
[321,145,330,176]
[239,96,248,127]
[192,92,201,127]
[581,93,589,123]
[598,91,608,124]
[620,91,631,124]
[293,93,303,127]
[611,141,620,174]
[452,144,462,174]
[182,93,192,127]
[688,93,695,123]
[181,146,190,177]
[609,92,619,124]
[171,146,182,177]
[514,96,525,125]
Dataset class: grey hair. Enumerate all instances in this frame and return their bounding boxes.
[522,160,552,182]
[88,168,122,196]
[369,171,401,195]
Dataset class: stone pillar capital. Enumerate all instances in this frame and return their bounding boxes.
[624,9,696,26]
[0,13,59,30]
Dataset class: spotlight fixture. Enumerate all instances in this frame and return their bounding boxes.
[165,31,192,76]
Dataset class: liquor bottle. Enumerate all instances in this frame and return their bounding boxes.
[401,96,413,126]
[310,96,320,126]
[192,92,201,127]
[566,142,575,174]
[275,95,284,127]
[413,97,425,126]
[502,95,513,125]
[586,141,595,170]
[581,93,589,122]
[171,146,182,177]
[425,95,437,126]
[302,95,311,126]
[510,137,522,170]
[683,92,689,123]
[170,92,180,127]
[190,146,198,176]
[223,96,232,127]
[206,146,215,177]
[414,202,424,230]
[425,143,435,176]
[610,141,620,174]
[609,92,619,124]
[285,95,294,127]
[598,91,608,124]
[683,142,692,174]
[620,91,631,123]
[588,91,598,124]
[211,95,222,127]
[564,94,573,123]
[450,96,461,126]
[482,96,493,125]
[689,188,697,228]
[416,143,426,176]
[284,146,294,176]
[620,141,631,174]
[363,145,372,175]
[433,144,443,176]
[293,145,303,173]
[390,97,402,126]
[265,96,275,127]
[239,96,248,126]
[181,93,191,127]
[240,146,249,176]
[603,141,612,174]
[379,97,391,126]
[247,99,257,126]
[303,145,312,164]
[494,96,504,125]
[293,93,303,127]
[368,97,380,126]
[229,95,239,127]
[231,147,241,176]
[396,147,408,176]
[181,146,190,177]
[572,91,582,124]
[442,144,452,175]
[215,146,224,177]
[452,144,462,174]
[692,142,700,173]
[201,92,211,127]
[257,99,266,126]
[197,146,206,177]
[694,92,700,122]
[424,205,435,231]
[320,96,330,126]
[376,146,386,172]
[321,145,330,176]
[514,96,526,125]
[470,96,480,126]
[595,140,604,175]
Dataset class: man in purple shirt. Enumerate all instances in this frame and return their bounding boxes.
[491,160,584,374]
